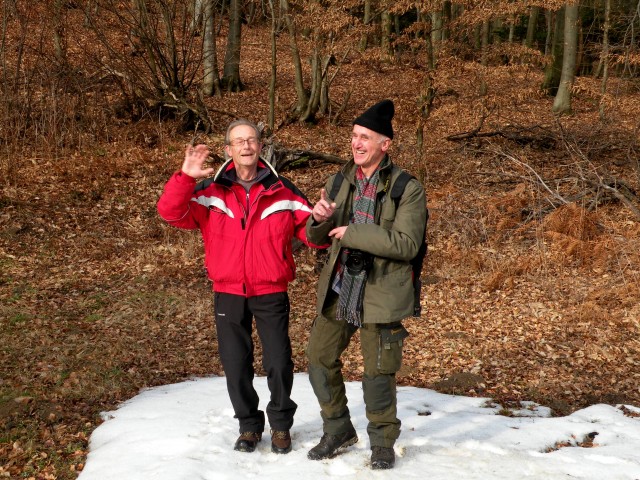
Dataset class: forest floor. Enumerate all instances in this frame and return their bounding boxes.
[2,22,640,479]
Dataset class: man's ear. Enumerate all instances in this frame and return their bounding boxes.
[380,138,391,153]
[224,144,232,158]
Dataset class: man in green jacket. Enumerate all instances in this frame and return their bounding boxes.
[305,99,427,469]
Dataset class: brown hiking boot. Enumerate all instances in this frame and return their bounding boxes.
[234,431,262,452]
[270,429,292,454]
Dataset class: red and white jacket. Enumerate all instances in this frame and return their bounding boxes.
[158,159,324,297]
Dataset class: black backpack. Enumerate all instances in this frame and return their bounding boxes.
[329,170,429,317]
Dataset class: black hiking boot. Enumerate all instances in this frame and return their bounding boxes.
[307,429,358,460]
[234,431,262,452]
[370,446,395,469]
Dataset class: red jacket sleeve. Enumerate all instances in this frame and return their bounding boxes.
[157,171,200,230]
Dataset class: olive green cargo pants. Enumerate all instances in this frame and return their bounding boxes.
[306,294,408,448]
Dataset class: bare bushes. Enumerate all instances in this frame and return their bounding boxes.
[0,3,114,184]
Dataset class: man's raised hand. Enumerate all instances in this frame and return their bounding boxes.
[181,144,214,179]
[312,188,337,223]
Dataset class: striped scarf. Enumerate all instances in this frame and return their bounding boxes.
[334,167,380,326]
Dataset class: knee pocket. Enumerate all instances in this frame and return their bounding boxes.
[363,374,392,412]
[378,324,409,374]
[308,365,331,403]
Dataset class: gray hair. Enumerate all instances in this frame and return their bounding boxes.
[224,119,261,145]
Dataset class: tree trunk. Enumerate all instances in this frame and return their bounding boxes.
[190,0,204,32]
[53,0,66,65]
[553,4,579,114]
[300,45,322,123]
[281,0,307,116]
[545,8,553,56]
[443,1,451,40]
[160,3,179,90]
[431,9,443,55]
[542,7,565,95]
[381,10,393,58]
[359,0,372,51]
[202,0,221,97]
[479,20,490,96]
[599,0,611,119]
[268,0,277,130]
[223,0,242,92]
[508,14,516,43]
[132,0,159,87]
[492,17,503,44]
[524,6,540,48]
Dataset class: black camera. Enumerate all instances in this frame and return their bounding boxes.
[345,250,372,275]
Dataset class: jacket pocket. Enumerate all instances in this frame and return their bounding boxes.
[364,267,413,320]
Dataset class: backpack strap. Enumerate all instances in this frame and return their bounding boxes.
[389,170,415,203]
[328,171,345,201]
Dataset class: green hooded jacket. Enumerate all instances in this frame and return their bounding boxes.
[306,156,427,324]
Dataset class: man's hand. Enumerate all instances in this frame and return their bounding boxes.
[328,226,347,239]
[181,144,214,179]
[312,188,337,223]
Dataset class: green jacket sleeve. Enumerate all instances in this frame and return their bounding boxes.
[340,177,426,261]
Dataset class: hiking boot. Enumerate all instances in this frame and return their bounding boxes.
[307,429,358,460]
[234,431,262,452]
[370,446,395,469]
[270,430,292,454]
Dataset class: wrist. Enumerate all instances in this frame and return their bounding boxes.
[178,170,198,183]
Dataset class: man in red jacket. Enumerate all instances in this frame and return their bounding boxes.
[157,119,323,455]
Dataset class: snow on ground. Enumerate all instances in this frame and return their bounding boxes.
[79,373,640,480]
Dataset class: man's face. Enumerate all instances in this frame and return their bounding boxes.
[225,125,262,169]
[351,124,390,175]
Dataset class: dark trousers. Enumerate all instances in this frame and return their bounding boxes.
[214,291,297,433]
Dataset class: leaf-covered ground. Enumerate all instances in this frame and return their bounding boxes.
[2,24,640,479]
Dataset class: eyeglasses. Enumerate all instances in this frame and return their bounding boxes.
[228,137,259,147]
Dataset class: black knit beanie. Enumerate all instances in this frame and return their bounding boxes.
[353,99,394,139]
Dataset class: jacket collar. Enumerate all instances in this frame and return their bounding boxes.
[341,155,393,193]
[213,158,279,189]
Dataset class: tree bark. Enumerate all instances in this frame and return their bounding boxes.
[381,10,393,58]
[599,0,611,119]
[281,0,307,116]
[223,0,242,92]
[359,0,372,51]
[524,6,540,48]
[53,0,66,65]
[202,0,221,97]
[268,0,277,130]
[479,19,490,96]
[443,1,451,40]
[542,7,565,95]
[431,9,443,55]
[553,4,579,114]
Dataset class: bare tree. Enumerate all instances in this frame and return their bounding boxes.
[280,0,308,118]
[524,6,540,48]
[279,0,349,125]
[53,0,66,65]
[267,0,277,130]
[599,0,611,119]
[85,0,208,126]
[359,0,372,51]
[202,0,221,97]
[222,0,242,91]
[553,3,580,114]
[542,7,565,95]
